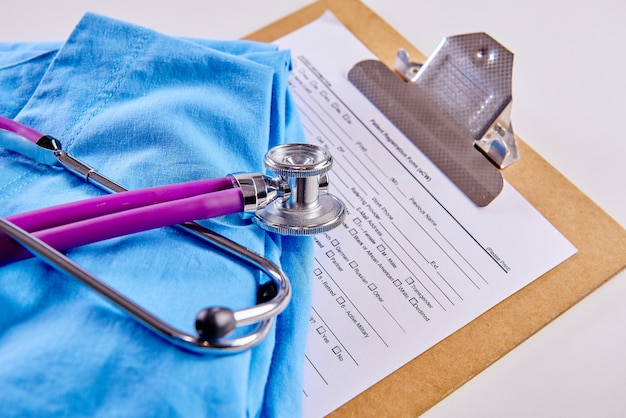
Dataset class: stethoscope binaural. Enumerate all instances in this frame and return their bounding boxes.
[0,115,345,354]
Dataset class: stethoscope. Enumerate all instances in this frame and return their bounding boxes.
[0,115,345,353]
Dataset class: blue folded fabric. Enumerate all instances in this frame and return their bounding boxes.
[0,13,312,417]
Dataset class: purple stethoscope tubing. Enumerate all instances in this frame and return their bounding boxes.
[0,178,243,264]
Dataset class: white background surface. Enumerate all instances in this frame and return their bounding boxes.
[2,1,625,416]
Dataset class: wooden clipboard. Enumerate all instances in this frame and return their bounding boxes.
[246,0,626,416]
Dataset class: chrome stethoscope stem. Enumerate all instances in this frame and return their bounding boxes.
[0,218,278,353]
[55,150,128,194]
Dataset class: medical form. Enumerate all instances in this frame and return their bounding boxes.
[275,12,577,417]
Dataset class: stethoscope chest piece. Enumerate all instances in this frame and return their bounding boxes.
[253,143,345,235]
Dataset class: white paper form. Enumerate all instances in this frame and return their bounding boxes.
[275,12,578,417]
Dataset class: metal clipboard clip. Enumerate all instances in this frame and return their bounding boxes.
[348,32,518,206]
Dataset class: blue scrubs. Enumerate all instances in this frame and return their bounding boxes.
[0,13,312,418]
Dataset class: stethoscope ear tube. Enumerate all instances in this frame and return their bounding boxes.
[0,216,288,354]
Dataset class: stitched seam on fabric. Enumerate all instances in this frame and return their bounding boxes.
[0,30,149,205]
[63,29,149,151]
[0,51,62,202]
[0,170,34,202]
